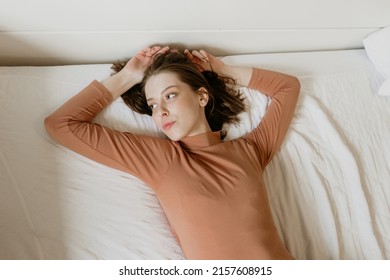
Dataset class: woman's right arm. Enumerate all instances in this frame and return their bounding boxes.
[44,46,173,187]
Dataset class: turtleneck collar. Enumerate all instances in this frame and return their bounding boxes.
[179,131,222,150]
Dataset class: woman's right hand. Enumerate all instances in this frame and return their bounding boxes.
[122,46,170,83]
[102,46,169,99]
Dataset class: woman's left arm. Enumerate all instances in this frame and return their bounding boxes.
[186,49,300,167]
[244,68,300,167]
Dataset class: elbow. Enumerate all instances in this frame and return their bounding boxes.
[289,76,301,98]
[44,114,61,141]
[292,76,301,94]
[44,115,55,138]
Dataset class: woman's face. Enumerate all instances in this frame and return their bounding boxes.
[144,72,211,141]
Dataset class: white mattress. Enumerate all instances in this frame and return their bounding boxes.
[0,49,389,259]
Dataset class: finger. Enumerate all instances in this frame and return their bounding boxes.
[136,47,151,58]
[156,46,170,54]
[192,50,208,62]
[184,49,193,60]
[151,46,162,53]
[144,46,160,57]
[199,50,209,61]
[140,46,152,53]
[191,50,202,58]
[139,46,161,57]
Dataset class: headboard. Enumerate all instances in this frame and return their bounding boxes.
[1,0,389,66]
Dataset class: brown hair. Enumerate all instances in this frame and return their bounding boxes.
[111,51,246,139]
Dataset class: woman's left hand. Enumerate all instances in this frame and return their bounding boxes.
[184,49,225,74]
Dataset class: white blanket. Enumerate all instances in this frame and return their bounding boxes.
[0,49,389,259]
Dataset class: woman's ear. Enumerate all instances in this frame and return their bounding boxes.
[197,87,209,107]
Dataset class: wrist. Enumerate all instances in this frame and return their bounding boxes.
[218,64,252,87]
[102,69,140,99]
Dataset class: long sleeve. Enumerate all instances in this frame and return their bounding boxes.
[44,80,175,188]
[243,68,300,168]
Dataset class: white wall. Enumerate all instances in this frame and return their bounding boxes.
[1,0,389,65]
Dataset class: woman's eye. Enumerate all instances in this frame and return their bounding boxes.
[166,93,176,100]
[149,104,157,110]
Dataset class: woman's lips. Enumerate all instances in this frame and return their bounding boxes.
[162,121,176,130]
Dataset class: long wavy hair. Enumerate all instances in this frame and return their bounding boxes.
[111,51,246,139]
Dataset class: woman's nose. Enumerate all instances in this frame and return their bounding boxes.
[157,105,169,117]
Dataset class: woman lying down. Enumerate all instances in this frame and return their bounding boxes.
[45,46,300,260]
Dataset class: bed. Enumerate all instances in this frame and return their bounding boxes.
[1,0,389,260]
[1,46,389,260]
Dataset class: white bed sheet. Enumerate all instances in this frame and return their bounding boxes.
[0,49,389,259]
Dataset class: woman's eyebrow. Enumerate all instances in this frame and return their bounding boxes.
[147,85,177,102]
[161,85,176,94]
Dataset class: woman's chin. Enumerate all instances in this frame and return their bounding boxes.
[164,132,181,141]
